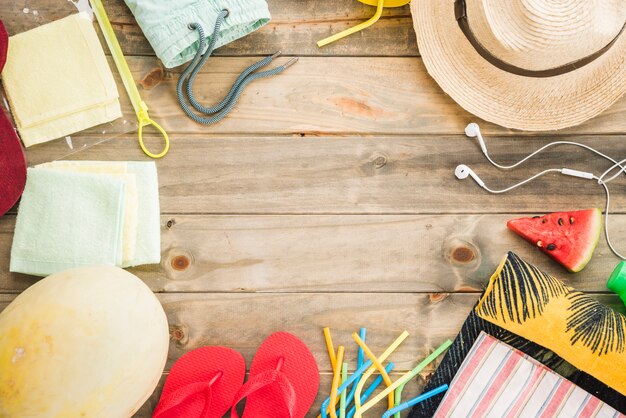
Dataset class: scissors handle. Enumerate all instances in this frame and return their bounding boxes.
[138,109,170,159]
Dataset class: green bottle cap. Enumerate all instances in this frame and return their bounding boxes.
[607,261,626,306]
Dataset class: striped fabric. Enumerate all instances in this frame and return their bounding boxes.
[434,332,624,418]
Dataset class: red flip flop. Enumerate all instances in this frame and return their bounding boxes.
[0,20,27,217]
[231,332,320,418]
[153,346,246,418]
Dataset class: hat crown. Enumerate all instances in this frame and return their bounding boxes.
[468,0,626,71]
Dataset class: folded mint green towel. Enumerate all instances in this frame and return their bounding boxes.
[10,168,126,276]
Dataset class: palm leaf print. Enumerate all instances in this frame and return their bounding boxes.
[566,291,626,355]
[477,252,568,324]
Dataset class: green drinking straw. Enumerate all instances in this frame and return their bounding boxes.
[357,339,453,414]
[340,363,348,418]
[393,385,404,418]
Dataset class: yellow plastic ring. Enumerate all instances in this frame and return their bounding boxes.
[138,118,170,159]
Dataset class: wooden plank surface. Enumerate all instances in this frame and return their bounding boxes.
[4,56,626,138]
[23,135,626,214]
[96,57,626,135]
[2,214,625,294]
[1,0,625,416]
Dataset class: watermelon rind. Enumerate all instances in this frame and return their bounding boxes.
[570,208,602,272]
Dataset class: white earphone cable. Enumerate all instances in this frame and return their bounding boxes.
[599,157,626,184]
[480,169,563,194]
[598,179,626,260]
[479,137,626,177]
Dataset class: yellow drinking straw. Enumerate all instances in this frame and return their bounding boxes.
[324,327,338,370]
[353,331,409,415]
[358,340,453,415]
[320,328,341,418]
[329,346,345,418]
[317,0,410,47]
[91,0,170,159]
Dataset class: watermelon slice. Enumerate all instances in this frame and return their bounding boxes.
[506,209,602,273]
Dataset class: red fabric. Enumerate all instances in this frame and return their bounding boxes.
[0,20,27,216]
[153,346,245,418]
[232,332,320,418]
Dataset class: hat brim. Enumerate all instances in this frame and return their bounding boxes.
[411,1,626,131]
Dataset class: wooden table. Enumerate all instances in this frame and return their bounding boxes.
[2,1,626,416]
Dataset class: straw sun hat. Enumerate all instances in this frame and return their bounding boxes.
[411,0,626,131]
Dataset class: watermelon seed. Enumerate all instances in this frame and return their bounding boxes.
[533,216,540,218]
[541,219,548,224]
[537,240,543,248]
[558,218,564,226]
[547,244,556,251]
[570,217,575,224]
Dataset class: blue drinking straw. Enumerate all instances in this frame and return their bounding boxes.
[357,328,366,368]
[344,327,367,413]
[381,385,449,418]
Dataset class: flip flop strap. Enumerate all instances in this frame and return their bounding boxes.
[230,369,297,418]
[153,381,213,418]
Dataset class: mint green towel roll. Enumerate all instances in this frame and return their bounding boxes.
[123,0,271,68]
[10,168,126,276]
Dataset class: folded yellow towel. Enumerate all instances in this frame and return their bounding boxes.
[37,161,138,266]
[2,13,121,147]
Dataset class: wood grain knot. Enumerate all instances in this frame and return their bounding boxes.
[139,66,165,90]
[169,325,188,345]
[373,155,387,168]
[171,255,190,271]
[451,246,475,264]
[166,218,176,229]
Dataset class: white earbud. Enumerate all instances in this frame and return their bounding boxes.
[464,123,487,154]
[455,164,485,187]
[464,122,480,137]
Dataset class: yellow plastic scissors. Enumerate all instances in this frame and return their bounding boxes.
[90,0,169,159]
[317,0,410,47]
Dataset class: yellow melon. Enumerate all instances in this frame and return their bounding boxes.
[0,265,169,417]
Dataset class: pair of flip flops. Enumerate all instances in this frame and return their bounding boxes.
[0,20,27,216]
[154,332,320,418]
